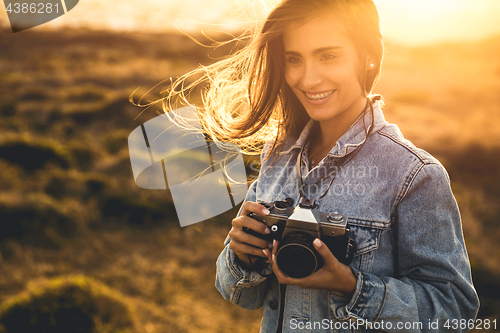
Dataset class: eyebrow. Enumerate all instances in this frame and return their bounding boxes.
[284,46,344,57]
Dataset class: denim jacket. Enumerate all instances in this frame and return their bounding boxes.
[215,100,479,333]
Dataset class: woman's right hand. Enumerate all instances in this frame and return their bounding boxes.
[229,201,272,267]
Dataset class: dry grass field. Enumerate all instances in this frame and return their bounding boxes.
[0,27,499,332]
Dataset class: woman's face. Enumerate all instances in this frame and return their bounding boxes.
[283,15,368,126]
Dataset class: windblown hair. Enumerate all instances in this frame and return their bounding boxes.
[160,0,384,157]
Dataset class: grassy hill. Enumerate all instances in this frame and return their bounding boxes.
[0,27,499,331]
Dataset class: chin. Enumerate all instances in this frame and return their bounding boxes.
[303,107,340,123]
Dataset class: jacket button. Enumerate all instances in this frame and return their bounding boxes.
[269,300,278,310]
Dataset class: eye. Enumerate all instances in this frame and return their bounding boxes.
[321,53,338,61]
[286,56,302,65]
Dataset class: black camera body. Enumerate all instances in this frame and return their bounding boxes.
[244,198,355,278]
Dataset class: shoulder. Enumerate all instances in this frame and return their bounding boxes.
[369,123,452,203]
[259,138,296,170]
[374,124,439,163]
[372,123,447,173]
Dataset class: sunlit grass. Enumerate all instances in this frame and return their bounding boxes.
[0,27,499,331]
[378,38,500,150]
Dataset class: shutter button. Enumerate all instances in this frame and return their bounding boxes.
[269,300,278,310]
[327,211,343,223]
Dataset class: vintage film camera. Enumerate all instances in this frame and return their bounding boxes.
[244,197,356,278]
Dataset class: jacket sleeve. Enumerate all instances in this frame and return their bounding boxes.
[215,144,274,310]
[330,162,480,332]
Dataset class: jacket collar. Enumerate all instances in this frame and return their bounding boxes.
[279,100,387,158]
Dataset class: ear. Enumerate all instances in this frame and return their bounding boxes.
[366,55,376,71]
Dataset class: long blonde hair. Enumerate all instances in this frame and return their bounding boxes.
[155,0,384,158]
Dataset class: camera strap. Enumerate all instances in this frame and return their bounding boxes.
[295,98,375,202]
[246,98,378,278]
[295,143,358,201]
[246,142,361,278]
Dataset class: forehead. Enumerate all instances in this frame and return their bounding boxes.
[283,15,353,52]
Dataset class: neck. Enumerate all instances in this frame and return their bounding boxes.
[316,96,368,150]
[307,96,368,169]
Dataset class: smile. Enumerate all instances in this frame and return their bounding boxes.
[304,90,335,101]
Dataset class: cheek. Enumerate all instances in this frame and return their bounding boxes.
[323,64,349,80]
[284,67,299,88]
[325,66,361,92]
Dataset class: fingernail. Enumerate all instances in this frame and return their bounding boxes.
[264,228,270,234]
[262,249,267,256]
[273,239,277,247]
[313,238,322,247]
[263,208,270,215]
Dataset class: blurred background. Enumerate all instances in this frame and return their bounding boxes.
[0,0,499,332]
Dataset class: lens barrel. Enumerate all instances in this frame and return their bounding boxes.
[276,232,322,278]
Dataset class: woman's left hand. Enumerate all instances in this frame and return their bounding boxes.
[262,238,357,295]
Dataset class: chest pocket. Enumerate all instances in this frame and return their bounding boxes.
[348,221,385,273]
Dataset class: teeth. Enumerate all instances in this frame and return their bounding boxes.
[305,90,334,100]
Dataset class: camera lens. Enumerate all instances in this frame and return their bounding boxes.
[274,200,289,214]
[276,232,320,278]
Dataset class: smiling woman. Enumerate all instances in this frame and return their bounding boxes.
[283,17,372,164]
[159,0,480,332]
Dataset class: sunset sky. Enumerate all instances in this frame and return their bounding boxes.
[1,0,500,45]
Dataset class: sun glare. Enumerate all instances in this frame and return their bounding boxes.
[1,0,499,45]
[375,0,500,45]
[386,0,468,20]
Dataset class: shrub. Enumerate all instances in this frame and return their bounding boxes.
[0,275,138,333]
[0,136,72,172]
[67,87,105,102]
[66,141,99,172]
[103,130,129,155]
[43,171,109,201]
[0,192,77,248]
[99,194,176,227]
[19,91,48,101]
[68,98,136,127]
[0,103,16,117]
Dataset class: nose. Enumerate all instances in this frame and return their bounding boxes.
[300,62,323,89]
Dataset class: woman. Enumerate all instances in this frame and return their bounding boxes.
[166,0,479,331]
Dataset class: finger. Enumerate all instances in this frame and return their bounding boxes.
[262,248,271,261]
[271,254,321,289]
[230,240,268,258]
[270,240,284,279]
[270,243,292,281]
[240,201,270,217]
[272,239,279,256]
[232,229,271,249]
[270,251,303,285]
[236,216,271,235]
[269,240,319,288]
[230,225,270,248]
[312,238,339,268]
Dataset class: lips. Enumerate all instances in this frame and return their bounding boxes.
[303,90,335,101]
